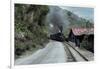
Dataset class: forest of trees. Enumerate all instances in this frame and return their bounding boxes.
[15,4,49,59]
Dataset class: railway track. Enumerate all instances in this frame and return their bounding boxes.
[63,42,88,62]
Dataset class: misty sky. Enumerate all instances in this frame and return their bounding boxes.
[60,6,94,22]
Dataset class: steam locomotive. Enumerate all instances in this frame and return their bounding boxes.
[50,33,65,42]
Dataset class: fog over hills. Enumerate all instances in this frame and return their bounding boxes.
[46,6,93,35]
[60,6,94,23]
